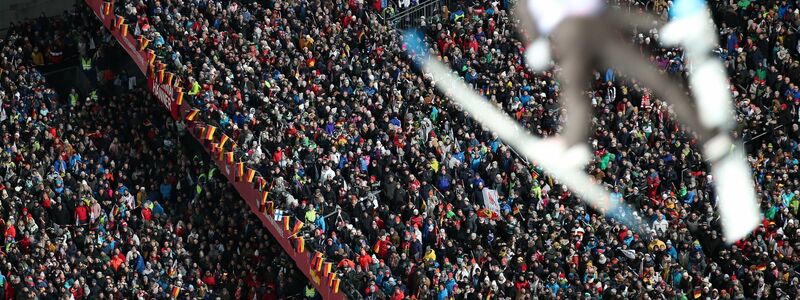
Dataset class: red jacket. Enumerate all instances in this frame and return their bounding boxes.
[202,275,216,286]
[514,280,530,292]
[392,290,405,300]
[110,253,125,271]
[141,207,152,221]
[374,239,391,258]
[4,225,15,240]
[358,253,372,270]
[75,205,89,222]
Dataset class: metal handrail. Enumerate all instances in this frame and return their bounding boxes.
[388,0,437,21]
[388,0,448,29]
[744,124,784,145]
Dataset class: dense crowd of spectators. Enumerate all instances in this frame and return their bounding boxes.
[26,0,800,299]
[4,12,84,67]
[110,0,800,298]
[0,6,308,299]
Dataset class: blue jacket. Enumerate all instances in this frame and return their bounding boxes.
[160,183,173,199]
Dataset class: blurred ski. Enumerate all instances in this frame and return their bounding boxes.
[662,0,760,242]
[403,31,643,230]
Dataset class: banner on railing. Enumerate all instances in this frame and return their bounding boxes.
[147,77,180,120]
[87,0,181,120]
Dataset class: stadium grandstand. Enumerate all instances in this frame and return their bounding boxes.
[0,0,799,299]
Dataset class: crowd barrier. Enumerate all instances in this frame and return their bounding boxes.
[388,0,450,29]
[84,0,347,299]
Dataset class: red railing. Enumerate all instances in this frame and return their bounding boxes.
[84,0,345,299]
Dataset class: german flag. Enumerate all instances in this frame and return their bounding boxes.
[204,126,216,141]
[332,279,340,293]
[264,201,274,216]
[219,134,230,149]
[246,168,256,183]
[217,149,225,161]
[138,37,150,51]
[175,92,184,105]
[173,77,181,88]
[283,216,291,232]
[255,176,266,191]
[291,220,304,236]
[158,68,165,83]
[315,257,324,272]
[235,162,245,180]
[210,143,219,155]
[693,289,702,299]
[114,15,125,30]
[147,49,156,65]
[168,267,176,278]
[102,2,111,15]
[172,88,183,105]
[225,152,234,164]
[756,264,767,271]
[322,262,333,277]
[312,252,323,269]
[296,237,304,253]
[166,72,174,86]
[184,109,199,122]
[373,240,381,253]
[197,126,206,141]
[171,286,181,298]
[121,24,129,36]
[115,15,125,30]
[327,272,337,287]
[261,190,269,206]
[260,177,269,190]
